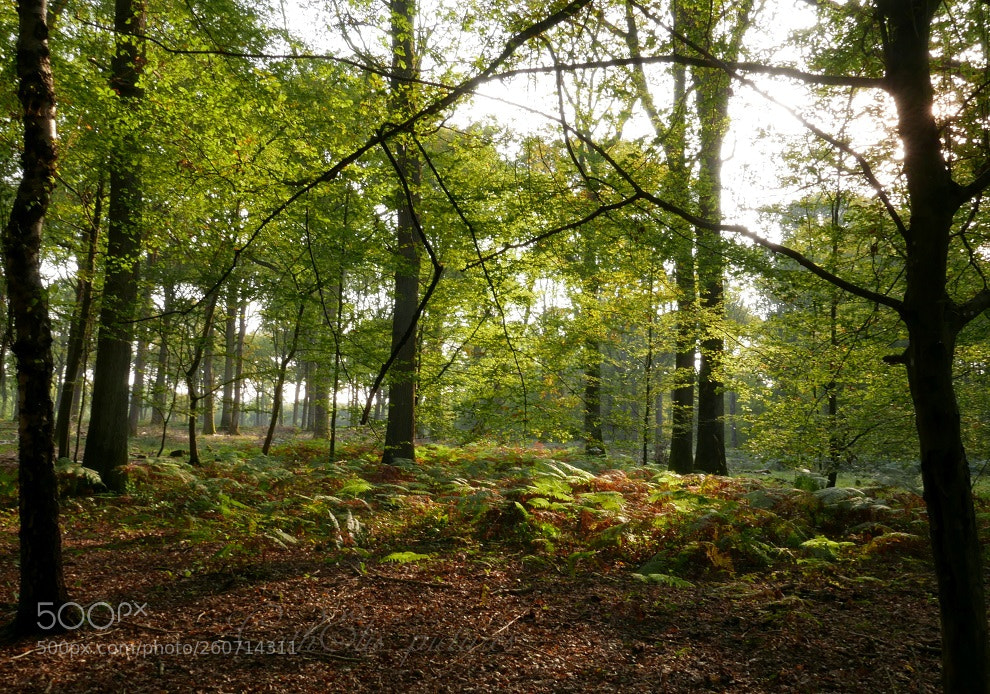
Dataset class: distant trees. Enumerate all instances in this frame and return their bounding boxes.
[742,194,916,475]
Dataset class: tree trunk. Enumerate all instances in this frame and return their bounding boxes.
[652,0,694,473]
[219,283,237,432]
[201,318,216,435]
[692,0,751,476]
[127,259,153,437]
[669,242,695,473]
[83,0,146,492]
[310,361,330,439]
[0,298,11,421]
[329,270,346,461]
[127,328,147,436]
[149,283,173,428]
[263,304,304,455]
[727,390,739,449]
[825,295,839,488]
[583,340,605,455]
[55,175,103,459]
[228,299,247,435]
[907,322,987,692]
[381,0,421,465]
[692,104,727,474]
[292,363,303,427]
[2,0,70,637]
[149,341,168,426]
[642,303,655,466]
[186,295,217,466]
[879,2,988,689]
[301,361,312,430]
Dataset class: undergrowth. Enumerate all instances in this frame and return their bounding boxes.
[1,434,948,586]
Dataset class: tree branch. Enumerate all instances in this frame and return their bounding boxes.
[489,55,886,89]
[952,289,990,334]
[414,135,530,433]
[543,107,909,313]
[160,0,593,319]
[462,193,646,270]
[358,138,445,426]
[656,13,910,242]
[641,190,906,312]
[958,167,990,205]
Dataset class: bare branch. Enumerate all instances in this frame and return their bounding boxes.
[551,107,907,312]
[462,193,646,270]
[658,16,910,242]
[639,189,906,312]
[380,139,442,272]
[489,56,886,89]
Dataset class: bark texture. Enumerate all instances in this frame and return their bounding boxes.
[382,0,422,465]
[879,1,988,690]
[83,0,146,491]
[3,0,70,637]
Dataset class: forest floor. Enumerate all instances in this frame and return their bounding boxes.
[0,428,982,693]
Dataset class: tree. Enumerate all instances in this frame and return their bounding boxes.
[381,0,424,465]
[613,1,990,687]
[690,0,753,475]
[742,195,915,473]
[54,174,103,459]
[182,293,218,466]
[650,0,696,475]
[878,3,990,687]
[2,0,70,638]
[262,302,304,455]
[83,0,147,491]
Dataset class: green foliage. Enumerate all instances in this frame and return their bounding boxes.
[55,458,107,497]
[800,536,855,562]
[382,551,432,564]
[631,573,695,588]
[338,477,375,497]
[11,433,933,593]
[736,194,917,473]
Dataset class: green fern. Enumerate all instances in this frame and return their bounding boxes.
[632,573,695,588]
[55,458,106,496]
[338,477,375,497]
[541,460,595,481]
[526,476,572,501]
[579,491,625,513]
[382,551,432,564]
[526,496,568,511]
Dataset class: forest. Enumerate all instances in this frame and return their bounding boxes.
[2,0,990,691]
